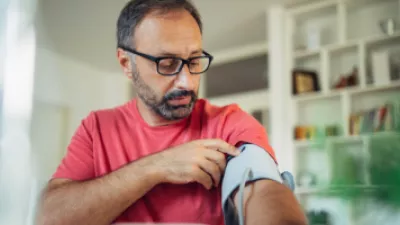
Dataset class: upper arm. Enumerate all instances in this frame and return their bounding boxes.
[222,144,283,202]
[234,179,305,223]
[52,112,95,181]
[221,143,285,225]
[221,147,304,225]
[220,107,304,224]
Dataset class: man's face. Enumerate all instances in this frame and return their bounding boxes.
[129,9,202,121]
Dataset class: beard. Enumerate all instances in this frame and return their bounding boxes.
[131,69,197,121]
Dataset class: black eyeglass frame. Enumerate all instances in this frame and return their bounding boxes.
[118,45,214,76]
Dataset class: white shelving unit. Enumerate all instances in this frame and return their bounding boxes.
[284,0,400,224]
[200,1,399,223]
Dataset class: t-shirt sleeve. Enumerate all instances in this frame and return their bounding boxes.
[52,112,95,181]
[222,105,276,161]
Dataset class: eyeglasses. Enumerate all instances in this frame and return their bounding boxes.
[118,45,214,76]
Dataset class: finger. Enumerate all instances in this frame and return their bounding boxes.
[193,167,213,190]
[202,149,227,174]
[197,158,222,187]
[200,139,240,156]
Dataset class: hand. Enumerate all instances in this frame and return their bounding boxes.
[151,139,240,190]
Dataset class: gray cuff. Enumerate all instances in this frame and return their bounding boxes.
[221,144,283,225]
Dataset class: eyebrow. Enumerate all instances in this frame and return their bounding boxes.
[157,49,203,58]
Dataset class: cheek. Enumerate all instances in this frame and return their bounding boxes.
[193,76,201,91]
[160,78,176,94]
[151,74,176,95]
[136,60,174,93]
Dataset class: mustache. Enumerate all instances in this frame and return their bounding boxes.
[164,90,196,101]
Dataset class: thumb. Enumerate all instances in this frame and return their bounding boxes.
[200,139,241,156]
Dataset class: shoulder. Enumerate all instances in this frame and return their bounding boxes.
[197,99,272,154]
[81,101,133,129]
[194,99,260,133]
[92,105,125,120]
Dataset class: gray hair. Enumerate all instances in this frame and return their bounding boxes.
[117,0,202,49]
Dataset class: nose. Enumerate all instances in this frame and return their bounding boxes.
[175,65,195,90]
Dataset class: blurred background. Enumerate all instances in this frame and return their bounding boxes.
[1,0,400,224]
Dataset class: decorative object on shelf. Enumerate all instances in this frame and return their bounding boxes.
[372,50,391,86]
[306,26,322,51]
[349,113,361,135]
[371,49,400,86]
[379,18,398,36]
[306,210,332,225]
[294,125,317,140]
[325,124,339,137]
[296,171,317,187]
[292,69,321,95]
[333,66,358,89]
[349,100,400,135]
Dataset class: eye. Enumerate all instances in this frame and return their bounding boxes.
[190,58,201,65]
[159,58,180,68]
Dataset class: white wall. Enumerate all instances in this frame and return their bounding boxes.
[28,43,132,222]
[31,6,132,186]
[32,46,131,182]
[33,47,130,138]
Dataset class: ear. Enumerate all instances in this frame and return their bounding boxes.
[117,48,133,79]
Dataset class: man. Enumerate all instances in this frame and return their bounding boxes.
[36,0,306,225]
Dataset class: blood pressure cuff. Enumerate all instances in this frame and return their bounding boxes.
[221,143,284,225]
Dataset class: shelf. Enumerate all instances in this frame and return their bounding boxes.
[344,0,397,9]
[293,32,400,60]
[295,185,383,195]
[294,139,325,148]
[288,0,337,16]
[293,90,341,102]
[294,136,362,148]
[294,49,320,59]
[294,40,358,57]
[293,80,400,102]
[362,31,400,47]
[326,40,359,54]
[294,41,360,61]
[294,131,399,148]
[348,80,400,96]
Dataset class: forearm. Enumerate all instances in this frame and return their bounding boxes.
[234,180,307,225]
[37,159,162,225]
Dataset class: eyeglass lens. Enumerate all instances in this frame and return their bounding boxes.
[158,57,210,75]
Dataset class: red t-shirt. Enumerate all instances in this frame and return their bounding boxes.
[53,98,275,225]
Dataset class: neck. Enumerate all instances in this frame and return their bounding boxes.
[136,97,183,127]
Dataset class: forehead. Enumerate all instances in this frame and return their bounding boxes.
[134,9,202,54]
